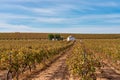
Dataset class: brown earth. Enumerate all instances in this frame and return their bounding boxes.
[96,62,120,80]
[26,46,73,80]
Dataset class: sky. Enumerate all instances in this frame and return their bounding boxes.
[0,0,120,33]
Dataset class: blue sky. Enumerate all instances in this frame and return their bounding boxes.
[0,0,120,33]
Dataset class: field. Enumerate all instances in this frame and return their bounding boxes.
[0,34,120,80]
[67,39,120,80]
[0,40,73,80]
[0,33,120,39]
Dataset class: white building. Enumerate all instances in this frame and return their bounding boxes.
[67,35,75,41]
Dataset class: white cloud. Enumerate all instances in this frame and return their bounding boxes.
[1,12,120,25]
[32,8,56,15]
[0,0,42,3]
[0,4,60,15]
[0,3,96,16]
[79,14,120,20]
[104,19,120,23]
[0,22,119,33]
[0,22,36,32]
[36,18,67,23]
[78,1,119,7]
[98,2,118,7]
[0,13,33,19]
[60,25,120,33]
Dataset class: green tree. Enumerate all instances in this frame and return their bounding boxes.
[54,34,60,40]
[48,34,54,40]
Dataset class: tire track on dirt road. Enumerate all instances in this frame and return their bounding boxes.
[27,43,75,80]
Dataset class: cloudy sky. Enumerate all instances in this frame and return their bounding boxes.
[0,0,120,33]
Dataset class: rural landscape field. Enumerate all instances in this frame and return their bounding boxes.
[0,0,120,80]
[0,33,120,80]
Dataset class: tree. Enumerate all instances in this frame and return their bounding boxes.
[48,34,54,40]
[48,34,63,40]
[54,34,60,40]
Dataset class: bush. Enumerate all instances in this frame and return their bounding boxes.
[48,34,63,40]
[48,34,54,40]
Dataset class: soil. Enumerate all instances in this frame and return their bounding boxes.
[96,62,120,80]
[26,46,73,80]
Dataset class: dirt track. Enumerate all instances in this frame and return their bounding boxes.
[31,52,69,80]
[26,46,73,80]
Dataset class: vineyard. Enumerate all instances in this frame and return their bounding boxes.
[0,33,120,39]
[67,39,120,80]
[0,38,120,80]
[0,40,73,80]
[66,41,101,80]
[83,39,120,72]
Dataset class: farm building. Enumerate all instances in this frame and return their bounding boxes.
[67,35,75,41]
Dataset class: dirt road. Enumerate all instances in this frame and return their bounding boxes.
[26,46,73,80]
